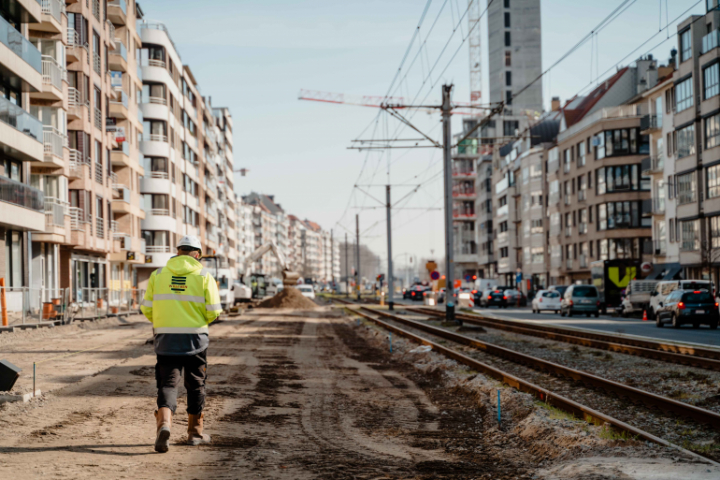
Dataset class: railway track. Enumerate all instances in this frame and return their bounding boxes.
[336,300,720,464]
[407,306,720,371]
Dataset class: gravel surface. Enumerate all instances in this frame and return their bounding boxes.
[377,311,720,462]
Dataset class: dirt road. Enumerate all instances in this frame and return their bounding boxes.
[0,308,718,479]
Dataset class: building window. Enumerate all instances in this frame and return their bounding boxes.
[669,218,675,242]
[504,0,510,8]
[711,216,720,248]
[505,71,512,86]
[680,29,692,63]
[598,201,644,230]
[677,172,697,204]
[595,164,647,194]
[1,157,22,181]
[706,113,720,149]
[676,124,696,158]
[500,247,509,258]
[505,90,512,105]
[504,12,510,28]
[675,77,694,112]
[705,63,719,99]
[577,141,586,167]
[710,0,720,11]
[4,230,23,287]
[504,31,511,47]
[505,51,511,66]
[681,220,699,251]
[503,120,518,137]
[709,165,720,199]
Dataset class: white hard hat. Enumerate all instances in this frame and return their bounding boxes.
[177,235,202,251]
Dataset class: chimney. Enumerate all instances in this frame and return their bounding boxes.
[551,97,561,112]
[669,48,678,68]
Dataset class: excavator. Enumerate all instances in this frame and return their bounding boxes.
[233,242,301,302]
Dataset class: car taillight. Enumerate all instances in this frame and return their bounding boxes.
[678,302,685,310]
[694,291,701,294]
[715,302,719,309]
[472,290,477,294]
[597,301,600,307]
[539,298,543,303]
[488,295,492,300]
[423,292,427,296]
[503,296,507,300]
[568,300,573,306]
[412,292,415,296]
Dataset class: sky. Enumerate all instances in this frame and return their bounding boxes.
[145,0,705,271]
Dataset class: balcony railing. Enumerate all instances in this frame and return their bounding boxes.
[41,0,65,24]
[148,96,167,105]
[96,217,105,238]
[106,20,115,43]
[703,29,720,54]
[678,190,696,205]
[43,126,65,159]
[0,95,43,142]
[150,208,170,216]
[69,207,86,231]
[68,87,87,110]
[111,90,129,108]
[93,52,101,75]
[146,245,171,253]
[44,196,69,228]
[41,55,63,90]
[653,240,667,256]
[652,197,666,214]
[95,163,103,184]
[147,134,168,142]
[111,220,118,233]
[681,239,698,252]
[94,107,102,129]
[0,176,43,212]
[111,41,127,61]
[150,171,169,179]
[0,14,41,73]
[640,114,661,132]
[110,171,119,190]
[92,0,101,21]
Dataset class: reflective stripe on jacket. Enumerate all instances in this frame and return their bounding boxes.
[141,255,223,336]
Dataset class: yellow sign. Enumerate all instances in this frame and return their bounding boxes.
[608,266,636,288]
[426,261,437,273]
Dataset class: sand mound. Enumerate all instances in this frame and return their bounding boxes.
[257,287,318,309]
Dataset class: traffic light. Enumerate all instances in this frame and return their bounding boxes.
[377,274,385,282]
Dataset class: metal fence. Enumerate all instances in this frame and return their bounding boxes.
[0,285,145,327]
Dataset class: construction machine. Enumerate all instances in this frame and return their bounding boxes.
[234,242,301,302]
[200,255,235,310]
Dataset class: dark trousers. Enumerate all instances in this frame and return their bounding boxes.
[155,349,207,415]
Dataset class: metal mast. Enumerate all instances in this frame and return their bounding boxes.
[468,0,483,104]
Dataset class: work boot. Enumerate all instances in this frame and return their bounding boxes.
[187,413,211,446]
[154,408,172,453]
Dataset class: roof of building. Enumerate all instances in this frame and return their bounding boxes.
[561,67,628,127]
[304,220,322,232]
[243,192,284,215]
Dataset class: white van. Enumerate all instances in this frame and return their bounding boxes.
[648,280,714,319]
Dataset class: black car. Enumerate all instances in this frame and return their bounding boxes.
[404,285,429,301]
[482,289,508,308]
[656,289,719,329]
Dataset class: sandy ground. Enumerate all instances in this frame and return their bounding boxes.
[0,308,719,479]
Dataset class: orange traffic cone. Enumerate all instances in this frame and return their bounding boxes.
[643,310,648,321]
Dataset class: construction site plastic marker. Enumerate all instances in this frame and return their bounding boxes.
[388,333,393,353]
[497,390,501,426]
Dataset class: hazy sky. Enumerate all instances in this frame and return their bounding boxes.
[145,0,704,269]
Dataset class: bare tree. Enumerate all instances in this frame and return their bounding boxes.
[699,237,720,281]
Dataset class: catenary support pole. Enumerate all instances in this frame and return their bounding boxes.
[386,185,394,311]
[356,214,361,301]
[442,84,460,325]
[345,232,349,297]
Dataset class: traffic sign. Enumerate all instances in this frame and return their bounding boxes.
[454,279,461,288]
[515,272,522,285]
[430,271,440,281]
[465,275,471,282]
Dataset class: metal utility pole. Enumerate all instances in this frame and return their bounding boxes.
[356,214,361,300]
[344,232,349,297]
[330,230,334,289]
[442,84,459,325]
[386,185,394,310]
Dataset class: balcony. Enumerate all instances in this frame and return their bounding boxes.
[94,107,102,130]
[452,169,475,178]
[652,197,666,215]
[0,176,45,231]
[640,114,661,134]
[453,211,477,221]
[67,87,89,120]
[0,14,42,89]
[106,20,116,48]
[642,154,664,175]
[109,41,127,72]
[558,104,646,143]
[653,240,667,256]
[70,207,88,231]
[36,55,64,101]
[678,190,696,206]
[109,90,129,119]
[108,0,127,25]
[66,28,88,63]
[111,141,131,166]
[44,196,69,229]
[146,245,171,253]
[702,29,720,55]
[35,0,65,33]
[0,95,44,162]
[92,0,101,21]
[681,239,698,252]
[41,125,65,167]
[96,217,105,239]
[150,208,170,216]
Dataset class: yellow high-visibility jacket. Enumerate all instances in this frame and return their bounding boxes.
[141,255,222,354]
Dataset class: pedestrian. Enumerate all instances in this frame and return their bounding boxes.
[141,235,223,453]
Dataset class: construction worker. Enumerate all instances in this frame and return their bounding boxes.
[141,235,223,453]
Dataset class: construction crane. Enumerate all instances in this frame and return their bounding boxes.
[233,242,301,301]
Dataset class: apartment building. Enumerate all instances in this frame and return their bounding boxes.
[494,113,560,290]
[672,5,720,282]
[243,192,285,276]
[549,60,656,285]
[487,0,543,116]
[235,200,255,276]
[640,63,680,278]
[0,0,46,291]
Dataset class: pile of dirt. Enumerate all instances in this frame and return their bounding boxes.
[257,287,317,309]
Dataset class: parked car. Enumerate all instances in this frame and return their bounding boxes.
[655,289,719,329]
[297,284,316,299]
[405,285,429,301]
[649,280,714,319]
[548,285,569,298]
[560,285,600,317]
[482,289,508,308]
[532,290,561,314]
[503,289,523,306]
